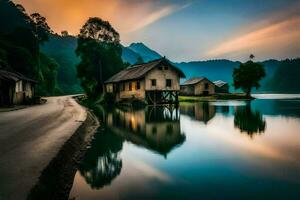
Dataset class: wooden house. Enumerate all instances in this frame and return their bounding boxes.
[105,58,185,104]
[0,69,36,106]
[180,77,215,96]
[214,80,229,93]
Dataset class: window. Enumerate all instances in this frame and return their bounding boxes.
[136,81,140,90]
[205,83,209,89]
[129,82,133,91]
[166,79,172,87]
[151,79,157,87]
[158,66,163,70]
[152,126,157,135]
[164,66,169,70]
[120,83,125,91]
[15,81,23,92]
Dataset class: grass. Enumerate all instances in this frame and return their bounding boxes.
[179,93,254,102]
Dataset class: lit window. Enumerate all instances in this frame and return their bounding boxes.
[129,82,133,91]
[166,79,172,87]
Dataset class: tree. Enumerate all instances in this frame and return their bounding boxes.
[76,17,124,98]
[249,54,255,60]
[61,30,69,37]
[233,60,266,97]
[30,13,53,44]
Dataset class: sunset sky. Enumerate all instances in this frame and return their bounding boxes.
[13,0,300,62]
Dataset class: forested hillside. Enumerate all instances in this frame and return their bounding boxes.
[0,0,58,95]
[41,34,83,94]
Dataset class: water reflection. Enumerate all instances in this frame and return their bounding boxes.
[105,105,185,157]
[234,103,266,137]
[71,98,300,199]
[180,102,216,123]
[78,130,123,189]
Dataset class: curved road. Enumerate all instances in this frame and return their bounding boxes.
[0,96,87,200]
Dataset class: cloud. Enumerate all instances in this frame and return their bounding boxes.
[204,2,300,60]
[126,3,190,33]
[13,0,189,41]
[205,17,300,60]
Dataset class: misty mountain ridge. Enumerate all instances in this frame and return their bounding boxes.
[121,42,299,92]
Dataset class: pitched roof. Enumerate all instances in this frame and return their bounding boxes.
[105,58,185,83]
[213,80,228,87]
[0,69,37,83]
[181,77,207,86]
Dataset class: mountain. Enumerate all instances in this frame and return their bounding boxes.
[122,42,290,92]
[121,45,141,64]
[122,42,162,64]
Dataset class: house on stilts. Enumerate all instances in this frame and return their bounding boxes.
[104,58,185,105]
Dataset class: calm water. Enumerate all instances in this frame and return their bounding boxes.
[70,97,300,199]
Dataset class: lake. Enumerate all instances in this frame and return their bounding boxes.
[70,96,300,199]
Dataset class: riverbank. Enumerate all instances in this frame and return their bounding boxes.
[179,93,254,102]
[26,97,99,200]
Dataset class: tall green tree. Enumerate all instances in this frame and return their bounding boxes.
[76,17,124,98]
[233,59,266,97]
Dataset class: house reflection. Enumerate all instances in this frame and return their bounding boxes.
[78,129,124,189]
[234,103,266,138]
[105,105,185,157]
[180,102,216,124]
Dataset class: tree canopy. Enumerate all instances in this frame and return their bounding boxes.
[76,17,124,98]
[233,60,266,96]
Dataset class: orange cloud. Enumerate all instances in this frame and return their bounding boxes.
[205,17,300,60]
[13,0,187,43]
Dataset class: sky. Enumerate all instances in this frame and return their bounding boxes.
[13,0,300,62]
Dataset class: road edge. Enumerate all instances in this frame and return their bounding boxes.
[27,100,99,200]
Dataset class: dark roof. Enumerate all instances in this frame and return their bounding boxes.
[105,58,185,83]
[0,69,37,83]
[181,77,210,86]
[213,80,228,87]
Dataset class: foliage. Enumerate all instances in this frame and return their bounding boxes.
[30,13,53,44]
[36,53,59,96]
[41,34,83,94]
[0,0,58,96]
[265,58,300,92]
[76,17,124,99]
[233,61,266,96]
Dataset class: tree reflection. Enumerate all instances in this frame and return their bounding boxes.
[78,129,124,189]
[234,103,266,138]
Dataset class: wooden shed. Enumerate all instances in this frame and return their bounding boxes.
[0,69,36,106]
[105,58,185,104]
[213,80,229,93]
[180,77,215,96]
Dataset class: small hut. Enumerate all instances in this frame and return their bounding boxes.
[105,58,185,104]
[214,80,229,93]
[180,77,215,96]
[0,69,37,106]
